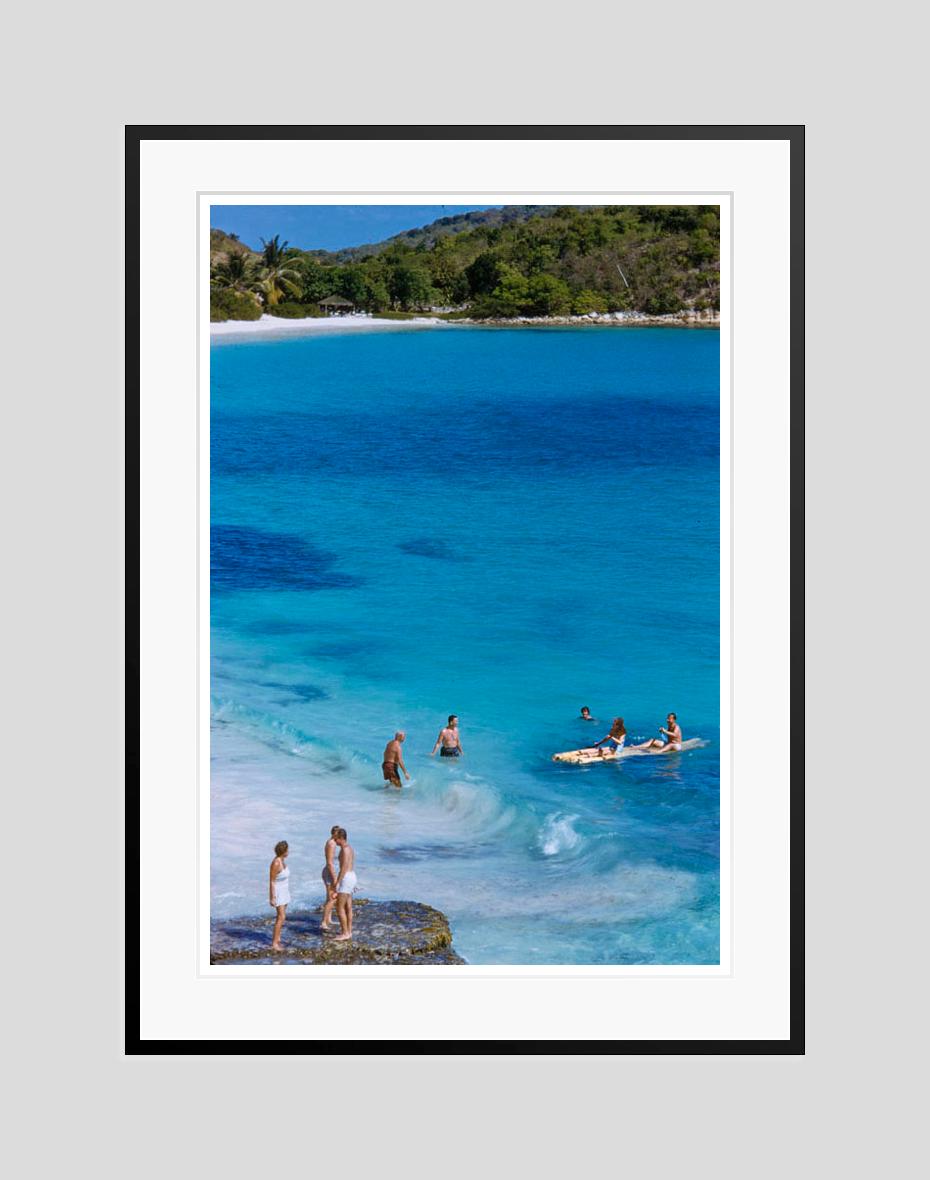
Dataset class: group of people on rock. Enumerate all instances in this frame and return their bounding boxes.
[268,826,356,950]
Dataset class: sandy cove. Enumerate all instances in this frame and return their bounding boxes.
[210,314,444,338]
[210,310,720,339]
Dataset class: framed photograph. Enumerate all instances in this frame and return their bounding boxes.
[129,125,802,1052]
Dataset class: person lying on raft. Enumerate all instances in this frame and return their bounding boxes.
[633,713,682,752]
[591,717,627,754]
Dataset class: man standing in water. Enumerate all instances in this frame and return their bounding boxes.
[430,714,464,758]
[381,731,410,788]
[332,828,357,942]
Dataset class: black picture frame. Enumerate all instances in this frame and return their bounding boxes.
[126,124,804,1055]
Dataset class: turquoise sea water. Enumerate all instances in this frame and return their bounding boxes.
[210,325,720,964]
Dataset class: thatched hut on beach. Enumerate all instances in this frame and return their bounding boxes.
[319,295,354,315]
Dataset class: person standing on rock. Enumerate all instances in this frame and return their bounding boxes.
[382,731,410,788]
[320,826,341,933]
[269,840,290,952]
[332,828,357,942]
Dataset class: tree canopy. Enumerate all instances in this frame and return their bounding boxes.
[210,205,720,320]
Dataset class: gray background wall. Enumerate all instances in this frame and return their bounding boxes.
[3,2,923,1176]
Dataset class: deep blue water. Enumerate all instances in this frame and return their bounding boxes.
[210,325,720,964]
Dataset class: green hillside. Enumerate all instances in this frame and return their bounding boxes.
[210,228,258,264]
[311,205,558,261]
[210,205,720,321]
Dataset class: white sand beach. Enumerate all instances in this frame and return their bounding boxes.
[210,310,719,339]
[210,313,446,338]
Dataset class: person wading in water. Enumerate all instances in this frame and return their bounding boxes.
[430,715,464,758]
[381,731,410,788]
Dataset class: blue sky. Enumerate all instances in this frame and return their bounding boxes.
[210,205,499,252]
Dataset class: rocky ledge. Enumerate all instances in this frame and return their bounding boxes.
[210,899,466,965]
[455,309,720,328]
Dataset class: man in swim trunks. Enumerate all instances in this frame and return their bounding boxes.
[332,828,356,942]
[635,713,682,752]
[382,731,410,788]
[430,714,463,758]
[320,825,341,932]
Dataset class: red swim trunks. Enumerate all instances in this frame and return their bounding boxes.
[382,761,400,784]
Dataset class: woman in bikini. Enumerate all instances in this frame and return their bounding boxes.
[591,717,627,756]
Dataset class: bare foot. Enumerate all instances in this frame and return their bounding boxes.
[271,944,284,952]
[332,933,352,942]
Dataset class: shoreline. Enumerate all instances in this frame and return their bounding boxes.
[210,309,719,339]
[209,313,443,338]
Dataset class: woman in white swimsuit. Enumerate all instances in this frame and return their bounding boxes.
[269,840,290,951]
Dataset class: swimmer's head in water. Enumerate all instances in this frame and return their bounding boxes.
[580,707,591,717]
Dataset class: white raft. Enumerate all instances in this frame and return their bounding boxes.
[552,738,702,764]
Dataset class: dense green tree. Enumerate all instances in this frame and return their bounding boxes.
[210,288,262,322]
[428,237,463,303]
[689,228,717,263]
[572,289,609,315]
[211,252,257,293]
[389,263,434,309]
[465,252,502,297]
[526,274,572,316]
[296,257,335,304]
[488,265,529,315]
[337,264,371,307]
[364,277,391,312]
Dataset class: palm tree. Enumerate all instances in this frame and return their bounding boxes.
[211,251,257,293]
[256,235,303,306]
[260,235,291,267]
